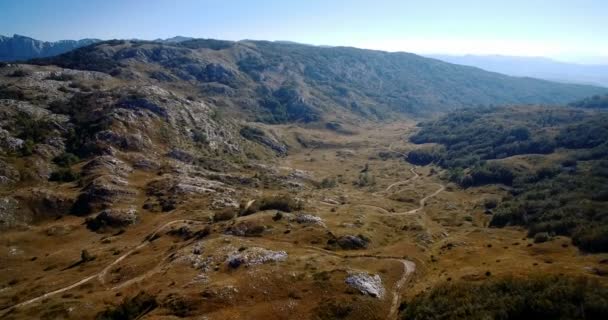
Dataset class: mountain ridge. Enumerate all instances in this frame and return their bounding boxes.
[0,34,101,62]
[30,39,608,122]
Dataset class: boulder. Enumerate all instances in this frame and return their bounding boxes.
[335,235,370,250]
[345,272,385,298]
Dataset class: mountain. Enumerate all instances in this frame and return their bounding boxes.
[2,38,608,318]
[153,36,195,43]
[427,54,608,87]
[31,39,608,122]
[0,34,100,62]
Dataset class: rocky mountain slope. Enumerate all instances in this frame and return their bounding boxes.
[0,34,100,62]
[32,39,608,122]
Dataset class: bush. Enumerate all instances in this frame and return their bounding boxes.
[356,171,375,187]
[407,147,442,165]
[49,168,80,182]
[213,208,236,222]
[96,292,158,320]
[9,69,31,77]
[483,197,499,209]
[319,177,337,189]
[402,275,608,320]
[53,152,80,167]
[46,72,75,81]
[572,225,608,253]
[240,195,302,216]
[533,232,551,243]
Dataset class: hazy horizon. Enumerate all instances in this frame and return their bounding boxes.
[1,0,607,64]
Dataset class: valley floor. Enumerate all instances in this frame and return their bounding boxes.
[1,121,606,319]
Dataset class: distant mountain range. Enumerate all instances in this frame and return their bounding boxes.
[427,54,608,87]
[0,34,100,62]
[0,35,198,62]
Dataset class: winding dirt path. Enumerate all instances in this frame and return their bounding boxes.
[5,166,437,318]
[351,182,445,216]
[2,219,206,313]
[385,169,419,192]
[4,218,417,320]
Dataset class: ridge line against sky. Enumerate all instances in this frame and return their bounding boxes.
[1,0,607,64]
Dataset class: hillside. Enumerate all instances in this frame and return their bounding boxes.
[31,39,608,122]
[0,34,100,62]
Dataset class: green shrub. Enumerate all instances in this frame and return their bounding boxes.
[96,292,158,320]
[9,69,31,77]
[213,208,236,222]
[53,152,80,167]
[240,195,303,216]
[356,171,375,187]
[533,232,551,243]
[49,168,80,182]
[483,198,498,209]
[318,177,337,189]
[46,72,75,81]
[402,275,608,320]
[572,225,608,253]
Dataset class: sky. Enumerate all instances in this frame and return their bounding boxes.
[1,0,607,63]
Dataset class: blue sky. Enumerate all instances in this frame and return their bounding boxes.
[1,0,607,63]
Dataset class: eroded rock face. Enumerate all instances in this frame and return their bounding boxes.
[240,126,287,156]
[72,175,136,215]
[85,207,138,231]
[0,196,21,229]
[345,272,385,298]
[0,128,24,153]
[0,159,20,186]
[14,188,75,221]
[81,156,133,181]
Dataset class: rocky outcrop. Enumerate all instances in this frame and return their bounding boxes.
[239,126,287,156]
[72,175,136,215]
[14,188,75,220]
[293,213,326,227]
[224,221,266,237]
[80,156,133,181]
[329,234,370,250]
[0,159,20,185]
[85,207,138,231]
[226,247,287,268]
[345,272,385,298]
[0,196,21,229]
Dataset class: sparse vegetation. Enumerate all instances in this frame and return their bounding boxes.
[410,106,608,252]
